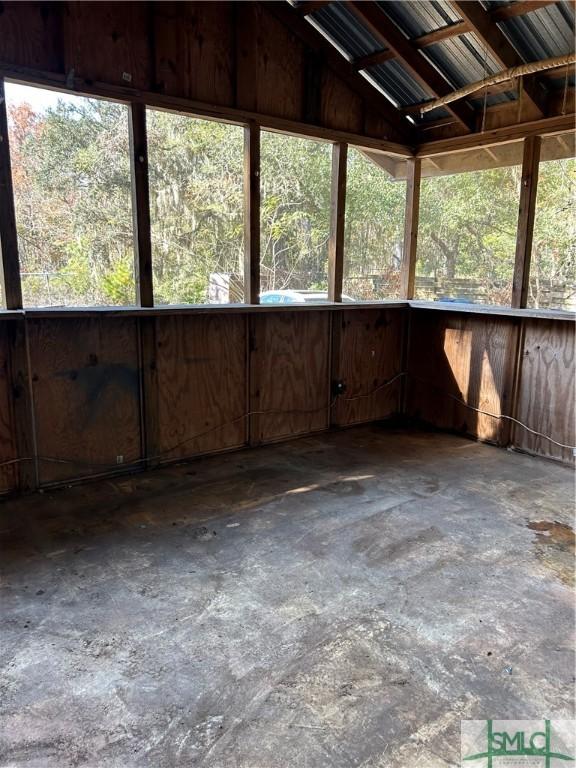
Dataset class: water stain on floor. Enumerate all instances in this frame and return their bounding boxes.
[527,520,575,587]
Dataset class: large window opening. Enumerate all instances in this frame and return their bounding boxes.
[344,148,406,300]
[260,131,331,304]
[147,109,244,305]
[5,82,136,307]
[416,148,522,306]
[528,136,576,311]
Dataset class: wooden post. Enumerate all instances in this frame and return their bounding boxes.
[328,142,347,302]
[400,157,421,299]
[512,135,541,308]
[129,102,154,307]
[0,78,23,309]
[244,122,260,304]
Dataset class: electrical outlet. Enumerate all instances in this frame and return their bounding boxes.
[116,455,124,465]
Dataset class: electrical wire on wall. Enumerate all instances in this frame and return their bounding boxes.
[0,371,573,475]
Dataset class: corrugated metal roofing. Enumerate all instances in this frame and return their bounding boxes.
[367,59,433,106]
[376,1,460,38]
[301,0,575,115]
[310,4,383,59]
[497,3,575,61]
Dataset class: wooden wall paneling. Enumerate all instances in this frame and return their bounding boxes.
[155,314,247,461]
[250,311,330,444]
[407,310,516,444]
[154,1,234,105]
[0,320,18,493]
[28,317,142,484]
[320,66,364,134]
[332,308,406,426]
[514,319,575,463]
[63,1,152,91]
[139,315,159,468]
[0,1,64,73]
[7,318,36,491]
[236,3,304,121]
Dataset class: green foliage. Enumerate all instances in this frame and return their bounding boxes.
[5,85,575,310]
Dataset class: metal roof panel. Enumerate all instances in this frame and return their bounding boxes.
[311,3,384,59]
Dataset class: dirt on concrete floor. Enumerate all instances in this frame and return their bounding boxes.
[0,426,574,767]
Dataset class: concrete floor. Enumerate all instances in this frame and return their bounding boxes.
[0,426,574,768]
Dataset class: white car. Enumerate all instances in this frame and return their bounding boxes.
[260,289,355,304]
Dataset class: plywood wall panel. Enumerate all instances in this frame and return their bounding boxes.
[407,311,517,444]
[250,312,330,444]
[320,67,364,134]
[63,2,152,90]
[0,321,17,493]
[154,314,247,461]
[154,1,234,105]
[514,319,575,464]
[332,308,406,426]
[28,318,141,484]
[236,3,304,121]
[0,2,63,73]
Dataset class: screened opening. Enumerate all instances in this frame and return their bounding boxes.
[5,82,136,307]
[528,135,576,311]
[147,109,244,305]
[344,148,406,301]
[260,131,331,304]
[415,148,522,306]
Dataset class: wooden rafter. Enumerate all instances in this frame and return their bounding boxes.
[490,1,560,22]
[416,112,574,157]
[347,1,475,132]
[265,1,413,140]
[354,20,471,70]
[451,1,546,118]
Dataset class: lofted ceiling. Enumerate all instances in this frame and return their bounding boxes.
[285,0,575,141]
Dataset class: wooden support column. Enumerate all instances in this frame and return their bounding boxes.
[512,135,541,308]
[0,78,23,309]
[328,142,347,302]
[244,122,260,304]
[129,102,154,307]
[400,157,421,299]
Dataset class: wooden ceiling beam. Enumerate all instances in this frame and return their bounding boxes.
[353,21,470,71]
[490,1,560,22]
[265,1,413,140]
[451,1,546,117]
[416,112,575,157]
[347,1,475,131]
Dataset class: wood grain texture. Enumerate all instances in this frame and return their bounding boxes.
[155,314,247,460]
[332,308,406,426]
[154,1,234,104]
[514,319,575,463]
[0,1,63,73]
[0,321,17,493]
[63,1,152,90]
[320,66,364,134]
[28,318,141,484]
[236,3,303,121]
[250,312,330,444]
[407,310,516,444]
